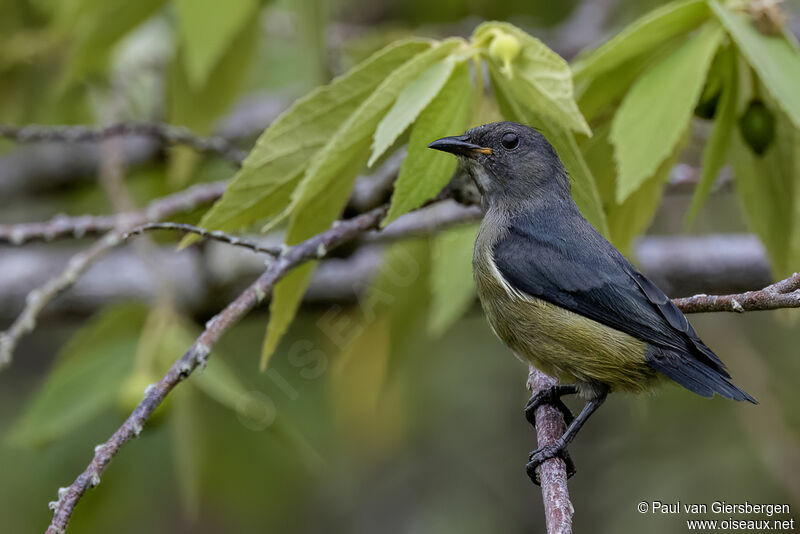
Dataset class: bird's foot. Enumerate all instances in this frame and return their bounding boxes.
[524,385,577,427]
[526,443,576,486]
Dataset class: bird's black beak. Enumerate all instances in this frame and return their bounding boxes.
[428,135,492,158]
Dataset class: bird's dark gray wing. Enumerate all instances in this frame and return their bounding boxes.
[493,212,756,403]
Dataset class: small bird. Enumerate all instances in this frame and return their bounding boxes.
[429,121,756,483]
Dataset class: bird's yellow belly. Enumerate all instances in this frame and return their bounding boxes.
[475,264,659,393]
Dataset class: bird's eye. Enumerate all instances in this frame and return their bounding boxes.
[501,132,519,150]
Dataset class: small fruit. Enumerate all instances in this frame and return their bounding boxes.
[738,99,775,156]
[694,89,720,120]
[489,31,522,78]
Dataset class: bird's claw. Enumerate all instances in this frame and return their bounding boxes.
[526,444,576,486]
[525,386,576,427]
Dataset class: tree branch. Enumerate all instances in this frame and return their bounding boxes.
[0,182,225,369]
[527,366,573,534]
[0,123,247,166]
[0,181,225,245]
[673,272,800,313]
[123,222,281,257]
[44,205,388,534]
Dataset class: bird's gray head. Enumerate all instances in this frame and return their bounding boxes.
[428,121,570,209]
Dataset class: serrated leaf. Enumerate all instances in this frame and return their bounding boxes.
[191,39,431,245]
[369,57,456,167]
[429,224,478,336]
[489,65,608,236]
[710,1,800,130]
[175,0,259,88]
[385,60,473,223]
[686,46,738,225]
[585,121,685,253]
[476,22,590,136]
[611,22,723,203]
[287,38,464,220]
[259,40,464,368]
[572,0,710,83]
[7,303,147,447]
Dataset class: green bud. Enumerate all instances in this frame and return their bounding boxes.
[738,99,775,156]
[489,32,522,78]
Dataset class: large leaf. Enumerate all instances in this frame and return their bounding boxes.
[259,40,464,368]
[192,39,431,241]
[585,122,685,254]
[362,238,432,375]
[730,114,795,277]
[369,57,456,167]
[710,1,800,130]
[174,0,259,89]
[572,0,710,83]
[489,65,608,236]
[686,46,738,225]
[385,60,473,223]
[7,303,147,447]
[475,22,590,136]
[611,22,723,202]
[429,223,478,336]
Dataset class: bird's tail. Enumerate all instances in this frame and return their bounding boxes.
[648,351,758,404]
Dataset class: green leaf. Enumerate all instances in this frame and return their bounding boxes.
[572,0,710,83]
[489,65,608,236]
[287,38,464,222]
[191,39,431,243]
[168,13,259,135]
[363,238,432,373]
[686,46,738,225]
[476,22,590,136]
[7,303,147,447]
[710,1,800,130]
[171,386,203,520]
[259,40,464,368]
[174,0,259,88]
[384,60,473,223]
[611,22,723,203]
[585,121,685,253]
[369,57,456,167]
[429,224,478,336]
[60,0,168,85]
[730,116,794,277]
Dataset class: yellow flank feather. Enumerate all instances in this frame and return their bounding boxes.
[473,223,660,396]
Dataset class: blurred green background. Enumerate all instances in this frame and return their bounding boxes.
[1,0,799,532]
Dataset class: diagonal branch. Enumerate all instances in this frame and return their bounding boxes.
[0,182,226,369]
[0,123,247,166]
[44,205,388,534]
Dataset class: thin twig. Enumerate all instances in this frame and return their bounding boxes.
[123,223,281,257]
[0,123,247,166]
[0,182,226,369]
[44,205,388,534]
[674,272,800,313]
[0,181,226,245]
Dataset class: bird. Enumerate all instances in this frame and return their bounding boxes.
[428,121,757,483]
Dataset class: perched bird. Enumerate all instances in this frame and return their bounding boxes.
[428,121,756,482]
